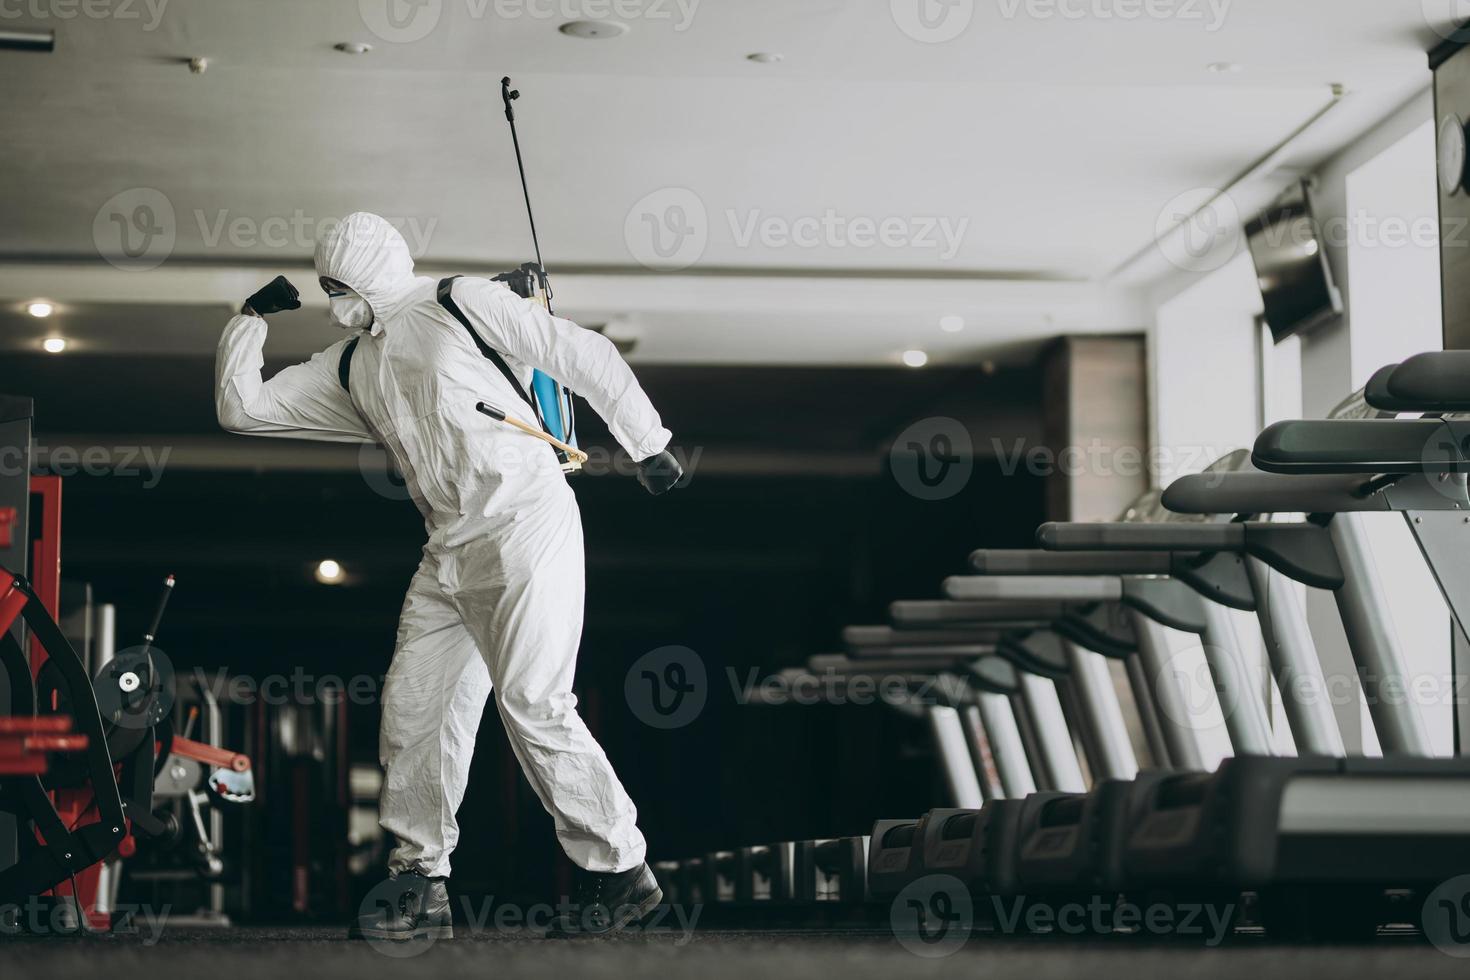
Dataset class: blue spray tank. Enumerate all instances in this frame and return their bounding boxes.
[495,77,580,469]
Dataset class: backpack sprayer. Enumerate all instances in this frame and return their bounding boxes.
[473,76,585,473]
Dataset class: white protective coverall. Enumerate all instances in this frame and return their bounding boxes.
[215,211,670,876]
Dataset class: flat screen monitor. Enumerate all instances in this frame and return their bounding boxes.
[1245,180,1342,343]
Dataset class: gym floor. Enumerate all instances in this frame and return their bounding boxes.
[4,928,1465,980]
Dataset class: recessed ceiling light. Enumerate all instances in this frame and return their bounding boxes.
[939,315,964,333]
[334,41,373,55]
[42,337,66,354]
[315,559,345,585]
[559,20,629,39]
[27,301,53,318]
[902,349,929,368]
[747,52,783,64]
[1207,61,1243,74]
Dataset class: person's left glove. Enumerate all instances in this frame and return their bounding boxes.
[636,450,684,496]
[243,276,302,316]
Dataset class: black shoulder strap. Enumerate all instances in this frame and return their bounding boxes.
[436,276,543,423]
[337,336,359,392]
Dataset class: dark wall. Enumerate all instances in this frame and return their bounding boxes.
[4,357,1045,908]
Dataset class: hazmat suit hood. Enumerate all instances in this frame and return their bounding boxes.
[314,212,420,330]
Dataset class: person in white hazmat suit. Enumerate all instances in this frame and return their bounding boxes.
[215,212,683,940]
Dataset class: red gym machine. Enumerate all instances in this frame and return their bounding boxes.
[0,469,255,931]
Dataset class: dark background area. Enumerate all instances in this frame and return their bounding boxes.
[4,355,1045,915]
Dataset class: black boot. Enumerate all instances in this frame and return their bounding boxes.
[349,871,454,942]
[546,862,663,937]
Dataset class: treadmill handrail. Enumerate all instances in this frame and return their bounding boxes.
[1253,418,1456,474]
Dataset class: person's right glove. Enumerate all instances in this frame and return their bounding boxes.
[244,276,302,316]
[636,450,684,496]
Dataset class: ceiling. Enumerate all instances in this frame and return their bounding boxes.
[0,0,1455,364]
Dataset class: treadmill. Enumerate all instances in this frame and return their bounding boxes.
[1040,358,1470,937]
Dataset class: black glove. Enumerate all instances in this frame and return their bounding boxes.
[244,276,302,316]
[636,450,684,496]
